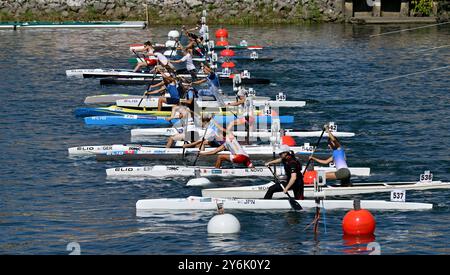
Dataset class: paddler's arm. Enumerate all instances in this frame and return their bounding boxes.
[265,158,282,166]
[326,126,341,147]
[226,97,245,107]
[227,118,245,132]
[192,78,207,85]
[284,173,297,194]
[309,156,333,165]
[183,140,203,148]
[145,86,166,95]
[199,144,225,155]
[211,119,227,134]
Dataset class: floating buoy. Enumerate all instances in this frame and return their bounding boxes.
[220,49,235,57]
[215,28,229,39]
[186,177,211,187]
[207,213,240,234]
[342,200,376,236]
[221,61,236,68]
[216,40,229,46]
[281,135,296,146]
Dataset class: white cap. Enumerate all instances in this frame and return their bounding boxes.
[276,144,291,155]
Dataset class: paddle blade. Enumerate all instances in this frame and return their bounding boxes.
[289,198,303,211]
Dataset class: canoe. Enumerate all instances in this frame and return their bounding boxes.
[135,196,433,212]
[201,180,450,198]
[105,165,371,178]
[0,21,146,29]
[84,114,294,126]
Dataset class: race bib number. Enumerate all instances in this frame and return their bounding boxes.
[420,171,433,182]
[247,88,256,97]
[264,105,272,115]
[276,92,286,101]
[390,190,406,202]
[328,122,337,132]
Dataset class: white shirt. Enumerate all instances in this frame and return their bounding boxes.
[154,52,169,66]
[224,134,248,157]
[180,53,196,71]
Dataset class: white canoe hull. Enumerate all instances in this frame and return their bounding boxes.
[136,196,432,211]
[196,100,306,108]
[68,144,318,157]
[115,96,274,108]
[106,165,370,178]
[130,128,355,138]
[202,181,450,198]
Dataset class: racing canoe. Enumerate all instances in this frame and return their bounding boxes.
[136,196,432,212]
[201,181,450,198]
[84,114,294,126]
[105,165,371,178]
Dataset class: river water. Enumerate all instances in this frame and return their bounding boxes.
[0,23,449,255]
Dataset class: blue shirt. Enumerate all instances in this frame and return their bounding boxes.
[332,147,348,169]
[167,83,180,100]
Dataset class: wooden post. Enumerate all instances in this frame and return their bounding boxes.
[400,0,409,17]
[145,3,149,28]
[344,0,353,18]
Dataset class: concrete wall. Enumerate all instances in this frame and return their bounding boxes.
[0,0,346,24]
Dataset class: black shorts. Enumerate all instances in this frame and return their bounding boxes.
[166,98,180,105]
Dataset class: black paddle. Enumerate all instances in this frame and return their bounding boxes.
[267,166,302,211]
[301,125,327,176]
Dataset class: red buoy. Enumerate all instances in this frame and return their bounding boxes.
[342,202,376,236]
[281,135,296,146]
[220,49,235,57]
[221,61,235,68]
[216,40,229,46]
[215,28,229,39]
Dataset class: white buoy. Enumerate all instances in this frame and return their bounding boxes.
[186,177,211,187]
[207,213,240,234]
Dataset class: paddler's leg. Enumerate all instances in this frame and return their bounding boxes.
[291,181,304,200]
[263,183,284,199]
[166,137,174,148]
[133,61,146,73]
[158,97,168,111]
[215,155,231,168]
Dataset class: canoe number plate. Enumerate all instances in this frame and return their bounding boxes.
[390,190,406,202]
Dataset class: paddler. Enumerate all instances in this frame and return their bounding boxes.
[145,72,180,111]
[133,41,156,72]
[264,145,304,200]
[199,131,254,169]
[165,104,196,148]
[192,63,222,101]
[171,48,198,80]
[182,115,224,150]
[309,126,352,186]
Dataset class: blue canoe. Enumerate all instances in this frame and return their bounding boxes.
[84,115,294,126]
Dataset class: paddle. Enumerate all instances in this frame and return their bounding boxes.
[267,166,302,211]
[131,49,145,64]
[302,125,327,176]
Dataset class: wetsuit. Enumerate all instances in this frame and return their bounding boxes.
[264,154,304,200]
